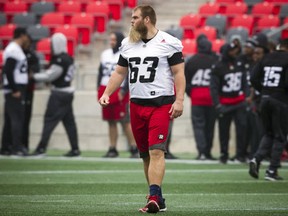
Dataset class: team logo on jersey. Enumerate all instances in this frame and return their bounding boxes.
[158,134,164,140]
[161,39,166,43]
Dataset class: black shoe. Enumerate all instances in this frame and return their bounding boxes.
[31,148,46,156]
[64,150,81,157]
[130,146,139,158]
[196,154,206,160]
[249,158,260,179]
[230,156,247,163]
[103,148,119,158]
[165,152,178,159]
[264,169,284,181]
[0,149,12,156]
[159,198,167,212]
[205,154,217,161]
[11,147,29,156]
[219,155,228,164]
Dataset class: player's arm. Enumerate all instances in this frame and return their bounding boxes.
[250,61,263,92]
[99,64,128,106]
[3,57,20,97]
[184,57,193,97]
[33,64,63,82]
[210,65,221,107]
[170,56,185,119]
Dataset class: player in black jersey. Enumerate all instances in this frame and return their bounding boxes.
[185,37,218,160]
[249,39,288,181]
[210,43,250,164]
[31,33,80,157]
[22,35,40,151]
[1,27,30,156]
[237,38,259,159]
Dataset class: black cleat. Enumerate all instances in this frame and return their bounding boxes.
[264,169,284,181]
[165,152,178,159]
[249,158,260,179]
[103,148,119,158]
[31,148,46,157]
[129,146,139,158]
[64,150,81,157]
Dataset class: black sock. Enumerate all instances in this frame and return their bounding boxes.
[149,184,162,199]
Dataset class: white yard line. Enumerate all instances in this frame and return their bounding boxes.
[0,169,255,175]
[1,155,288,166]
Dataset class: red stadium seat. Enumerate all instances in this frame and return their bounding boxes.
[252,2,278,23]
[71,13,94,45]
[194,26,217,41]
[0,49,3,69]
[58,1,82,24]
[255,15,280,33]
[106,0,123,21]
[122,0,136,8]
[0,24,16,49]
[181,39,197,57]
[86,1,109,33]
[215,0,244,13]
[198,2,220,16]
[179,14,203,39]
[225,2,248,23]
[281,17,288,39]
[40,12,65,34]
[54,25,78,57]
[212,39,226,53]
[36,38,51,62]
[4,1,28,22]
[230,14,254,35]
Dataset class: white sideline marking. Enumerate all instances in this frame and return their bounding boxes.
[1,193,288,197]
[0,169,255,175]
[1,155,287,166]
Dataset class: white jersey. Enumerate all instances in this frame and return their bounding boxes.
[99,48,124,87]
[120,30,183,99]
[3,41,28,93]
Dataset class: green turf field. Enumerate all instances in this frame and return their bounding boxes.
[0,152,288,216]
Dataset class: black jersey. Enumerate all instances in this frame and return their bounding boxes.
[50,53,75,88]
[251,50,288,104]
[185,53,218,106]
[211,59,249,105]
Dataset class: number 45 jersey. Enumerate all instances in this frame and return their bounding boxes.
[251,50,288,104]
[118,30,183,102]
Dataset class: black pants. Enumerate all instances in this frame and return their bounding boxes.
[22,91,34,150]
[1,89,26,153]
[254,97,288,170]
[245,108,262,159]
[191,105,216,156]
[36,91,79,151]
[218,106,247,159]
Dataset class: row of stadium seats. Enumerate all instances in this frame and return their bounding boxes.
[177,0,288,56]
[180,14,288,39]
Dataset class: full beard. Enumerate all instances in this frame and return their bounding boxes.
[129,22,148,43]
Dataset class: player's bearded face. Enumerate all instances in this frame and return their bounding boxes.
[129,19,147,43]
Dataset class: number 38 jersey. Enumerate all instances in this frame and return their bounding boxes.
[118,30,183,105]
[251,50,288,104]
[211,60,248,105]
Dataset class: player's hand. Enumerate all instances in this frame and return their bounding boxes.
[12,91,21,98]
[169,100,183,119]
[99,94,110,107]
